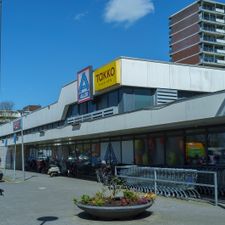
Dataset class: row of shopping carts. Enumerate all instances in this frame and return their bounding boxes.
[195,167,225,197]
[115,166,218,201]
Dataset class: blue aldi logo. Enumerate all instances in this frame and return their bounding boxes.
[77,66,92,103]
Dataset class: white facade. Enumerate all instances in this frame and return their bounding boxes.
[0,57,225,145]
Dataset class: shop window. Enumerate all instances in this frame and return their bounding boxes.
[134,137,150,165]
[91,143,101,166]
[208,133,225,165]
[148,136,165,166]
[100,142,120,164]
[185,134,207,165]
[166,135,184,167]
[122,140,134,164]
[81,143,91,163]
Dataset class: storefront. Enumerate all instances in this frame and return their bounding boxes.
[0,57,225,180]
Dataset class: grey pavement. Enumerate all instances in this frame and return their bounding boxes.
[0,170,225,225]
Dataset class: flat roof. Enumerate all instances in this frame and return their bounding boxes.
[170,0,225,18]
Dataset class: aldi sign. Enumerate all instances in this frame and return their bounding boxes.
[77,66,92,104]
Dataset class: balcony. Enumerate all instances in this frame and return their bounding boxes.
[216,28,225,33]
[216,38,225,44]
[217,59,225,64]
[216,8,225,13]
[216,18,225,23]
[216,49,225,54]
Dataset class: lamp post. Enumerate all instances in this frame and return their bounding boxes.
[13,113,25,181]
[13,134,16,181]
[21,114,25,181]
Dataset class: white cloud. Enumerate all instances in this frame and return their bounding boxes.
[74,12,88,21]
[104,0,154,27]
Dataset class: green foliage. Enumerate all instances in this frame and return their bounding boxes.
[81,194,91,204]
[123,190,139,201]
[73,198,78,204]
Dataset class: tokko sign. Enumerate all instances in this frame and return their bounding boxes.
[93,60,121,92]
[77,66,92,104]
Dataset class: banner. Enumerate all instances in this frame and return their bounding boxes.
[13,119,22,132]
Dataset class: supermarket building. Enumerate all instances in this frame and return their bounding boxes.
[0,57,225,172]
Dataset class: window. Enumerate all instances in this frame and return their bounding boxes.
[79,102,87,115]
[148,135,165,166]
[186,134,207,165]
[166,134,184,167]
[66,104,78,117]
[108,90,119,107]
[134,136,149,165]
[134,88,153,110]
[120,87,155,113]
[208,133,225,165]
[122,140,134,164]
[87,101,96,113]
[97,94,108,110]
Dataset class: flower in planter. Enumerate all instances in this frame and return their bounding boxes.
[74,189,156,207]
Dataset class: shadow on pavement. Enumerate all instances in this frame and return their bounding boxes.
[77,211,153,221]
[25,175,38,181]
[37,216,58,225]
[218,204,225,210]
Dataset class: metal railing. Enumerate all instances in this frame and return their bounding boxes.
[115,166,218,206]
[67,106,118,125]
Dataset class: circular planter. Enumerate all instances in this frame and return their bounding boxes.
[76,201,153,220]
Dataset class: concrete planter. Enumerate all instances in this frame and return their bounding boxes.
[76,200,153,220]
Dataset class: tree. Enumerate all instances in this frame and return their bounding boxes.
[0,101,15,110]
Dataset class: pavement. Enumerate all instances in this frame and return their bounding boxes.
[0,170,225,225]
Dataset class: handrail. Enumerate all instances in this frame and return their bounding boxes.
[67,107,118,125]
[115,166,218,206]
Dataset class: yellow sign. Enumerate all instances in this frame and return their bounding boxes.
[94,60,121,92]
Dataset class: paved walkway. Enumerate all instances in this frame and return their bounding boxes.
[0,170,225,225]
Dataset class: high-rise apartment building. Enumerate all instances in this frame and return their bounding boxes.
[169,0,225,68]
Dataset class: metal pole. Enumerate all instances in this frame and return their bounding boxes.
[13,143,16,180]
[214,172,218,206]
[3,146,6,175]
[21,117,25,181]
[154,169,157,194]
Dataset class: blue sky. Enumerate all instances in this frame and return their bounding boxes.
[1,0,225,109]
